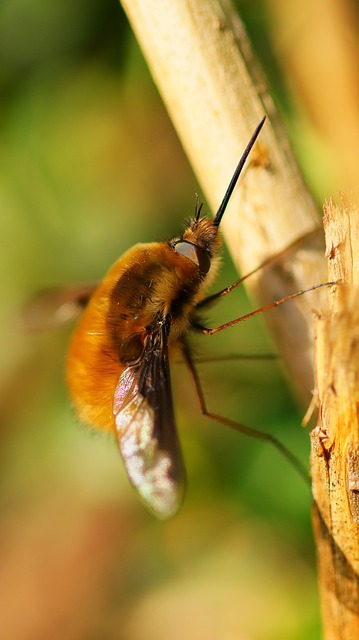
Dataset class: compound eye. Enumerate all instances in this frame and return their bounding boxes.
[173,241,211,275]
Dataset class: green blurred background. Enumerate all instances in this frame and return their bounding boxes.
[1,0,358,638]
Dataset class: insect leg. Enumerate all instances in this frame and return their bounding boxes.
[182,344,310,485]
[194,282,336,335]
[197,228,327,311]
[192,353,277,364]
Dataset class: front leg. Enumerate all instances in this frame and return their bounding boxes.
[193,282,336,335]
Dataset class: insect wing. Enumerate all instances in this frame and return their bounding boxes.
[113,320,185,519]
[21,283,98,332]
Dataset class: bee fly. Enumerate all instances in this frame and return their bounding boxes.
[28,116,334,518]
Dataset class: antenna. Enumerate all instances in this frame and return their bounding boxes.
[213,115,266,227]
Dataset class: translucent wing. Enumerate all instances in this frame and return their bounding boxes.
[20,283,97,332]
[113,318,185,519]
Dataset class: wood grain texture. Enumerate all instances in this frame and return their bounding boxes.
[312,197,359,638]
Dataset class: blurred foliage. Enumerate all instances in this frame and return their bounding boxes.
[0,0,357,638]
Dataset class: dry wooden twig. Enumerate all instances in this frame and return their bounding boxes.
[312,197,359,638]
[119,0,328,405]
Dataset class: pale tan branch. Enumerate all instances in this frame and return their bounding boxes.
[119,0,328,403]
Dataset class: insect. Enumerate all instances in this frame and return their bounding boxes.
[27,117,332,518]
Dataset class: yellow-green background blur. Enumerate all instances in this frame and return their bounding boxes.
[1,1,358,638]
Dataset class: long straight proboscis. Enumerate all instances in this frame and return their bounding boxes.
[213,115,266,227]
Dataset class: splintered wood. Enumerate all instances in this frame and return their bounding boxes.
[312,196,359,639]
